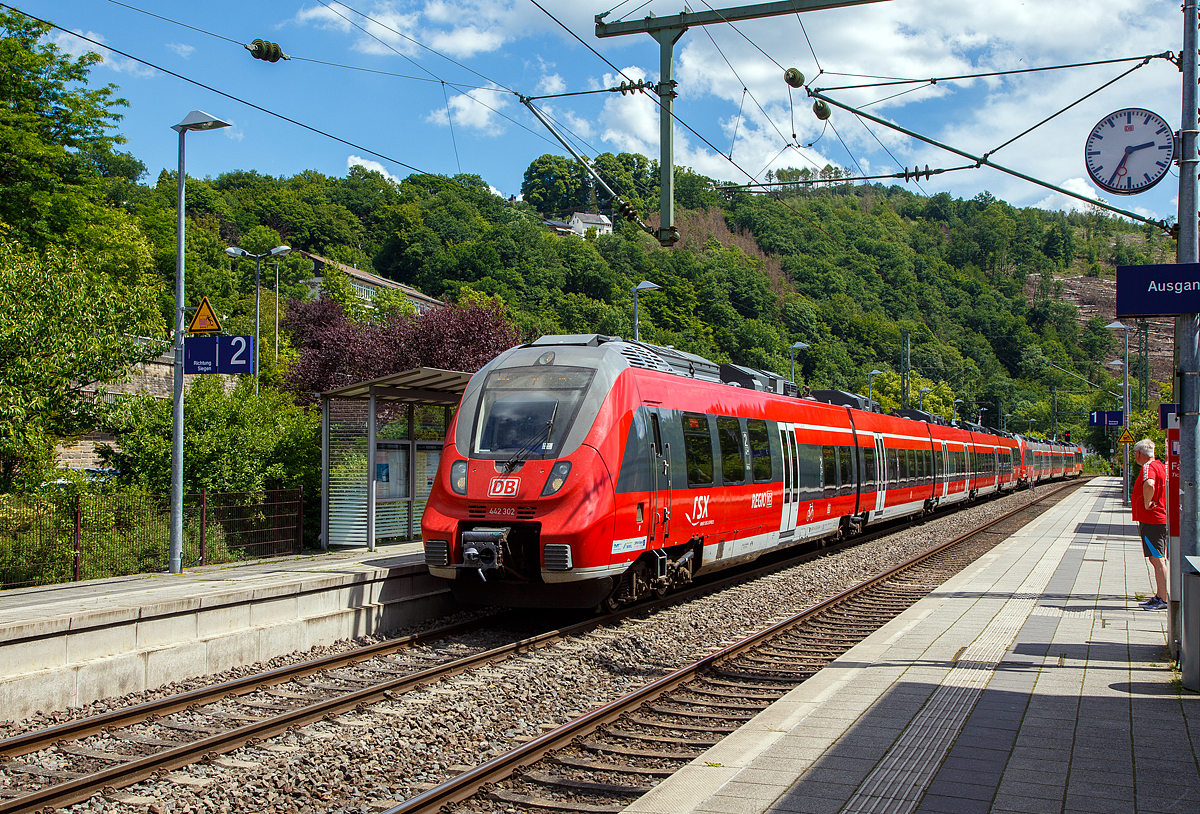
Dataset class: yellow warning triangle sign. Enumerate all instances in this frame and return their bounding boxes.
[187,296,223,334]
[1118,429,1136,444]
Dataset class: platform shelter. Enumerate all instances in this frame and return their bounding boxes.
[320,368,471,550]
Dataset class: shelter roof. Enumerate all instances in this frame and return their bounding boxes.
[322,367,471,405]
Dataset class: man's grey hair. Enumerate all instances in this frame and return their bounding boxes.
[1134,439,1155,458]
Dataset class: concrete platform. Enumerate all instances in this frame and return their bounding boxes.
[0,543,458,723]
[627,477,1200,814]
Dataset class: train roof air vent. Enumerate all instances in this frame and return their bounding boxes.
[616,344,673,373]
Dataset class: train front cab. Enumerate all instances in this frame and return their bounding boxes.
[421,340,636,609]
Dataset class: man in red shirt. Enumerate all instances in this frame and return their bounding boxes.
[1132,438,1168,610]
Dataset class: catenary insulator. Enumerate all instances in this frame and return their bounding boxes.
[246,39,290,62]
[813,100,832,121]
[784,68,805,89]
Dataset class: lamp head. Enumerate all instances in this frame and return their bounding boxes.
[1105,320,1129,331]
[791,341,809,350]
[269,245,292,257]
[172,110,232,133]
[869,369,883,376]
[1107,359,1124,368]
[633,280,661,293]
[225,247,250,258]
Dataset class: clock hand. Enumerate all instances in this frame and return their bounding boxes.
[1126,141,1155,153]
[1109,152,1130,186]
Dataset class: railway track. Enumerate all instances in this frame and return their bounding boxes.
[0,480,1079,813]
[384,478,1086,814]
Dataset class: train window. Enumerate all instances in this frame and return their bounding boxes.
[822,446,837,496]
[862,447,876,489]
[916,450,926,483]
[889,449,899,485]
[798,444,822,499]
[681,413,714,487]
[906,449,916,484]
[717,417,744,484]
[897,449,908,483]
[747,419,772,482]
[838,447,854,496]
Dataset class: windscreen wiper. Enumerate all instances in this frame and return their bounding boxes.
[502,401,559,472]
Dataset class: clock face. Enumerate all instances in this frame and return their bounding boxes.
[1085,108,1175,195]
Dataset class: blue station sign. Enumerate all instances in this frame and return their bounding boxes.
[1089,410,1124,427]
[1116,262,1200,317]
[184,335,255,375]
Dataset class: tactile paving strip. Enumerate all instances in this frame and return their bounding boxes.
[839,539,1067,814]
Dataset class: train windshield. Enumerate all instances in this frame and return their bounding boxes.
[472,365,595,460]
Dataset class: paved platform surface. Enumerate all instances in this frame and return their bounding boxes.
[0,541,456,722]
[0,540,425,630]
[627,477,1200,814]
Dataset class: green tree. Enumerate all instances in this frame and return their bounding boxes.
[101,376,319,495]
[0,11,153,281]
[521,154,583,216]
[0,242,164,490]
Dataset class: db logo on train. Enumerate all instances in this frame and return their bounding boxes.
[488,477,521,497]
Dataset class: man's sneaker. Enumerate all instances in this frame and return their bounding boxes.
[1138,596,1157,606]
[1142,597,1168,610]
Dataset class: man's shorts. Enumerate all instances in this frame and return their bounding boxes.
[1139,523,1169,559]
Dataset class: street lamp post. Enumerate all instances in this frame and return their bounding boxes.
[631,280,660,342]
[1108,320,1133,505]
[867,369,883,410]
[1004,413,1012,432]
[790,342,810,383]
[954,398,963,420]
[979,406,988,426]
[918,387,931,411]
[169,110,231,576]
[226,245,292,394]
[270,261,280,367]
[1027,418,1034,434]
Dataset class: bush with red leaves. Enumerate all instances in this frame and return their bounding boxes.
[284,298,521,400]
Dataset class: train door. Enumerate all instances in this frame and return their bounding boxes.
[778,424,799,536]
[874,436,887,514]
[648,411,670,546]
[939,442,949,499]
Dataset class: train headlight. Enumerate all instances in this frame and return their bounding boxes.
[541,461,572,495]
[450,460,468,495]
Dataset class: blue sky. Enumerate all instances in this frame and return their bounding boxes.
[19,0,1187,223]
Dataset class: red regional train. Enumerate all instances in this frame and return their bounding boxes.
[422,334,1082,609]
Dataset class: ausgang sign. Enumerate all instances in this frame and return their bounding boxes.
[1116,263,1200,317]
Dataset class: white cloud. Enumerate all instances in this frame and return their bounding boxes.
[1034,177,1102,213]
[166,42,195,59]
[427,84,513,135]
[537,73,566,94]
[52,30,155,76]
[428,25,505,58]
[348,155,402,184]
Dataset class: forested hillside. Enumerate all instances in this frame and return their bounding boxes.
[1,8,1169,490]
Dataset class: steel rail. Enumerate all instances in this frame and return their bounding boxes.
[382,478,1086,814]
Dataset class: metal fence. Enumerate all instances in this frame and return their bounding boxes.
[0,488,304,590]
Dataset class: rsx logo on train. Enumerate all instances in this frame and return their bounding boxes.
[421,334,1082,610]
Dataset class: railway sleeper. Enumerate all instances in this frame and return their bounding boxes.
[662,693,770,711]
[603,729,722,748]
[684,684,782,701]
[521,769,653,795]
[700,675,797,690]
[485,789,625,813]
[624,714,741,734]
[705,667,820,686]
[646,704,756,722]
[580,739,699,760]
[54,744,137,761]
[550,754,675,776]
